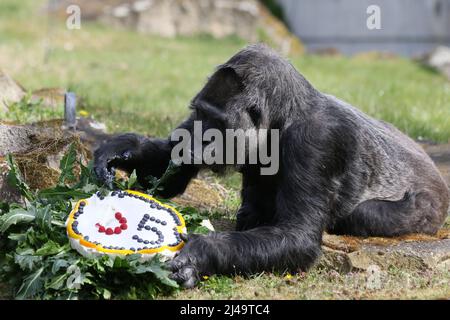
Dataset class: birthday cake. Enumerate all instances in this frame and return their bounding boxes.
[66,190,186,260]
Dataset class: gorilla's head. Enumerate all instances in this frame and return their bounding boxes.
[184,44,301,173]
[191,43,318,133]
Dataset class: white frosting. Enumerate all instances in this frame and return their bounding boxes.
[66,191,186,261]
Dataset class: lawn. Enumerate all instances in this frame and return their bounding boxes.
[1,0,450,300]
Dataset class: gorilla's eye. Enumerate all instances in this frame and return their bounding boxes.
[247,105,261,126]
[192,101,227,123]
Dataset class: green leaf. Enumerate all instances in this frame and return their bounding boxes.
[0,155,197,300]
[102,288,111,300]
[35,241,65,256]
[0,208,35,233]
[134,258,178,288]
[81,183,97,194]
[51,259,70,274]
[58,143,77,185]
[14,250,42,271]
[8,233,27,242]
[75,160,100,189]
[38,185,91,200]
[191,225,210,235]
[0,201,9,213]
[16,267,45,300]
[146,160,181,195]
[45,273,68,290]
[113,257,131,269]
[6,154,34,201]
[34,205,52,231]
[127,170,138,189]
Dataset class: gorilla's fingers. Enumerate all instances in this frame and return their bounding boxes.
[93,164,115,188]
[174,266,199,288]
[121,150,132,160]
[179,233,189,242]
[169,262,199,288]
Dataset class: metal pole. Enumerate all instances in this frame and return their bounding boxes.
[64,92,77,130]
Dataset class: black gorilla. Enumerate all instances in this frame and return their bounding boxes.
[94,44,449,287]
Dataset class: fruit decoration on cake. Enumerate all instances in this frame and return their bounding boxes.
[66,190,186,260]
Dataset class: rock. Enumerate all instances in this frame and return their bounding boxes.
[210,218,235,232]
[0,70,25,113]
[353,51,399,61]
[318,230,450,273]
[75,117,110,151]
[99,0,260,41]
[319,246,353,273]
[31,88,66,110]
[209,218,450,274]
[257,3,304,56]
[423,46,450,80]
[172,178,224,212]
[346,240,450,271]
[0,121,89,202]
[311,47,342,56]
[0,161,23,204]
[49,0,304,55]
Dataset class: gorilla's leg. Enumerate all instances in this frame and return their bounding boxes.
[169,122,328,287]
[329,191,445,237]
[94,133,198,198]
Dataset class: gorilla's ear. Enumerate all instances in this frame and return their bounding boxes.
[196,67,244,109]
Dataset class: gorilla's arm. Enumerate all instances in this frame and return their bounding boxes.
[94,118,199,198]
[169,122,330,287]
[94,133,171,185]
[235,168,277,231]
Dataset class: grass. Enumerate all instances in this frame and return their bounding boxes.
[2,1,450,142]
[1,0,450,300]
[169,268,450,300]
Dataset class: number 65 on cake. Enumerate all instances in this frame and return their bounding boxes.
[66,190,186,260]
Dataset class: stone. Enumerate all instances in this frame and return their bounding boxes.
[210,218,450,273]
[0,121,89,202]
[0,160,22,204]
[48,0,304,56]
[172,178,224,212]
[31,88,66,110]
[75,117,110,151]
[99,0,260,41]
[346,239,450,271]
[257,3,304,56]
[424,46,450,81]
[318,229,450,273]
[0,70,25,113]
[210,218,235,232]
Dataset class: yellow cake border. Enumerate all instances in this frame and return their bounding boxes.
[67,190,186,256]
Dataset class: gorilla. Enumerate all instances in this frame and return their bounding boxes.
[94,44,449,287]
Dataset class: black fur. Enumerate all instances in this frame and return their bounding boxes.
[94,44,450,287]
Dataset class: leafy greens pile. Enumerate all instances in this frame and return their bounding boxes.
[0,144,206,299]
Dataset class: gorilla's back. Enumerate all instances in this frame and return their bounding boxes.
[324,94,449,208]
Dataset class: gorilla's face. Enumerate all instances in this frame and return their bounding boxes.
[187,67,266,172]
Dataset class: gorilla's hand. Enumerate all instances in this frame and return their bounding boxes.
[169,234,215,288]
[94,134,143,187]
